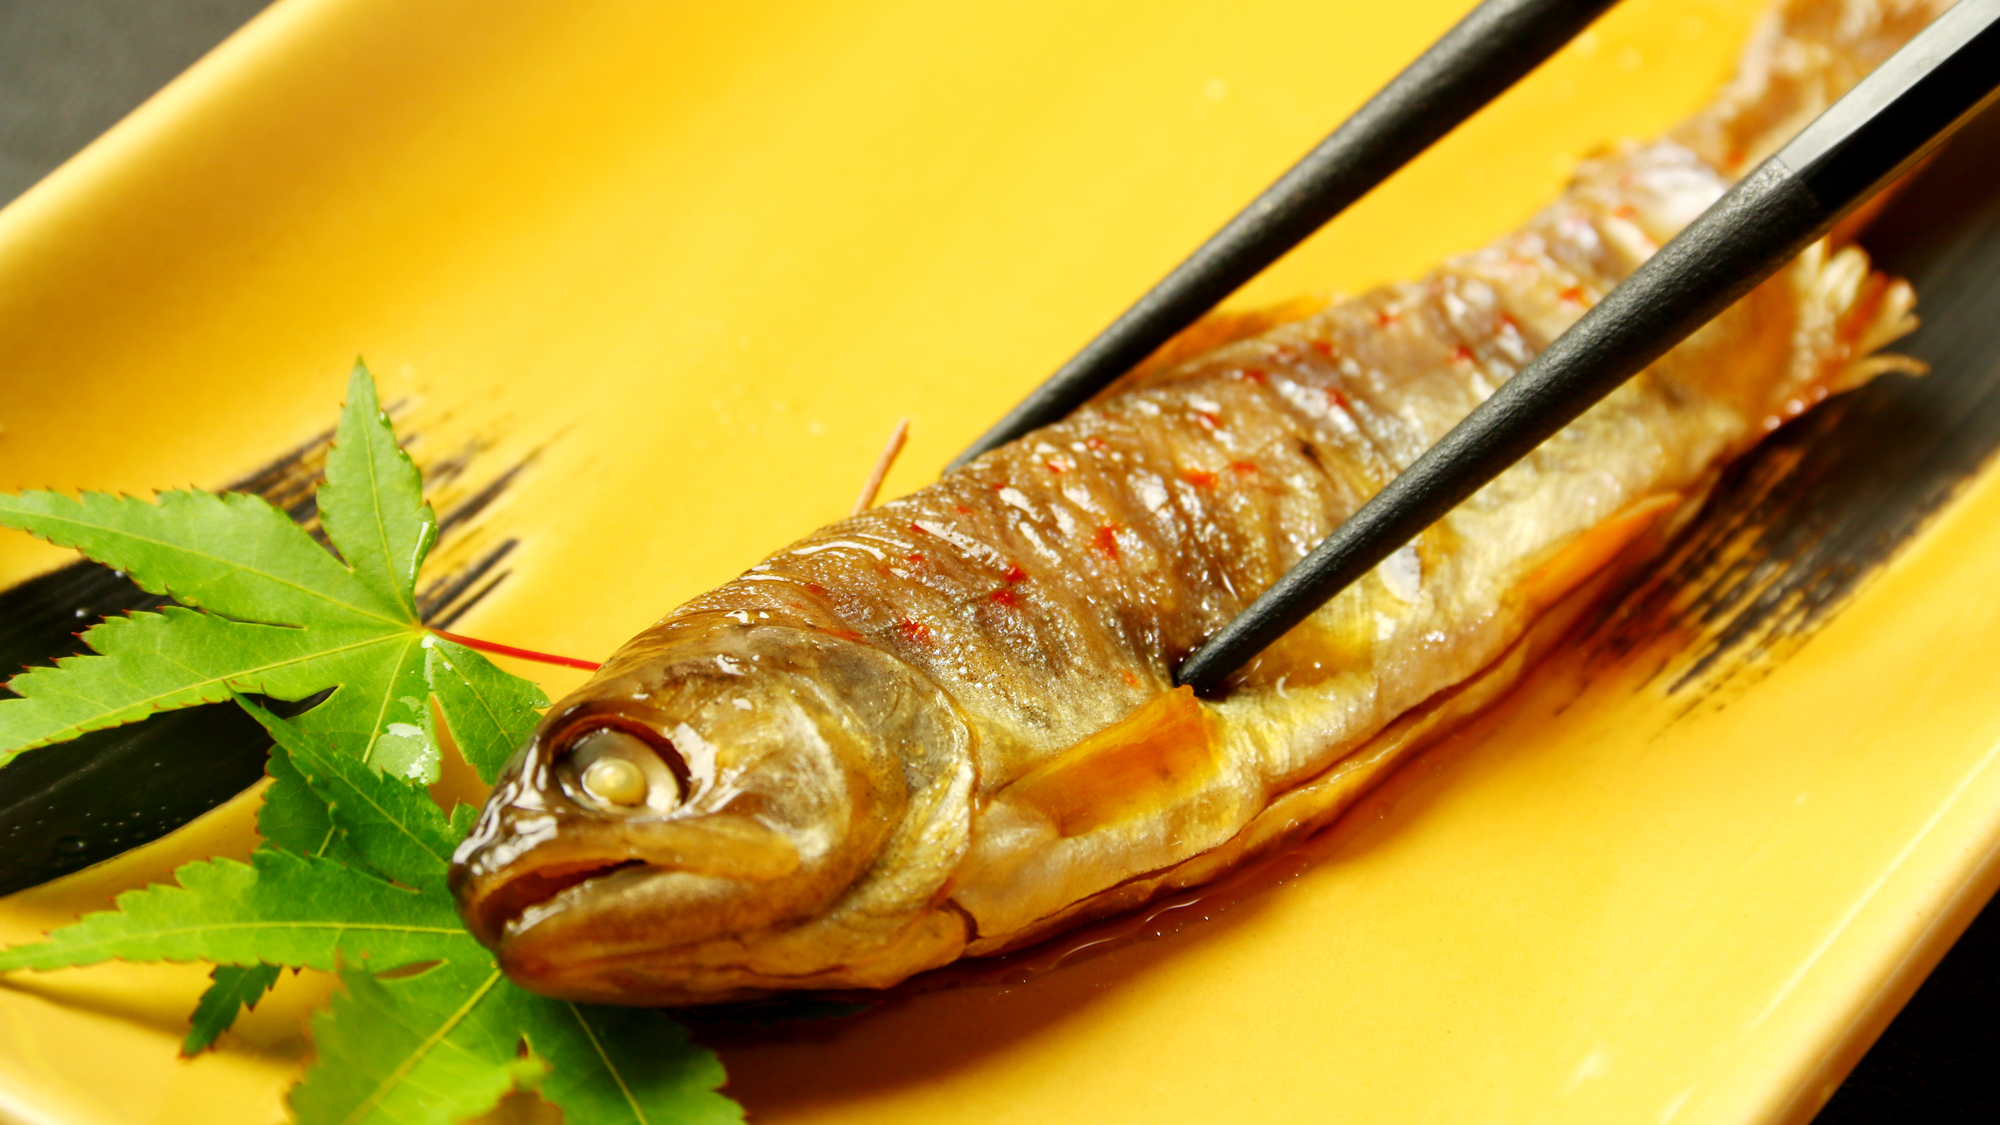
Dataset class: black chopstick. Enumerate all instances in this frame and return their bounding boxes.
[1175,0,2000,695]
[945,0,1621,471]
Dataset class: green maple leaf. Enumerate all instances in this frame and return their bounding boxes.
[181,691,460,1051]
[511,989,740,1125]
[240,694,461,890]
[0,365,743,1123]
[0,847,480,973]
[293,962,740,1125]
[184,963,285,1056]
[0,362,542,783]
[0,731,742,1124]
[292,961,541,1125]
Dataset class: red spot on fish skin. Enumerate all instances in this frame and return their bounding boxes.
[1450,345,1474,363]
[1310,340,1334,359]
[954,504,974,515]
[1239,368,1267,384]
[897,618,933,644]
[1497,314,1521,335]
[1085,435,1110,451]
[1326,388,1350,411]
[1093,525,1122,560]
[989,589,1020,608]
[1003,564,1027,583]
[1195,411,1222,431]
[1230,460,1259,475]
[1612,205,1639,220]
[1182,470,1218,488]
[823,626,864,642]
[1045,459,1069,474]
[1119,670,1141,688]
[1559,286,1585,305]
[909,522,930,536]
[804,582,830,597]
[906,552,927,567]
[1376,308,1400,327]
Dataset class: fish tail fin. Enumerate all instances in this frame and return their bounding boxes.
[1764,239,1924,428]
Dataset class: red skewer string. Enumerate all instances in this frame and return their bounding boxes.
[429,628,603,672]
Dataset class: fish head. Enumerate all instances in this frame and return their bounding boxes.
[450,614,973,1005]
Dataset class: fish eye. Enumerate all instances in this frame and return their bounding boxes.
[581,757,648,806]
[556,725,687,814]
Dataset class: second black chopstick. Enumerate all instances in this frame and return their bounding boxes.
[948,0,1621,471]
[1174,0,2000,695]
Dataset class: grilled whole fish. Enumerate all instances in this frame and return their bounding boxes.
[451,0,1946,1005]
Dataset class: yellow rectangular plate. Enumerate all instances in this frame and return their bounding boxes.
[3,0,1997,1122]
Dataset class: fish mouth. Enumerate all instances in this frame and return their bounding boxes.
[470,858,648,945]
[454,812,807,950]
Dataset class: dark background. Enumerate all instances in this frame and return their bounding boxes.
[0,1,1991,1119]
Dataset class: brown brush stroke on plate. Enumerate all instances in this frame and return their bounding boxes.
[1589,102,2000,699]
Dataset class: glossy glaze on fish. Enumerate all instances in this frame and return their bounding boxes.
[452,0,1946,1005]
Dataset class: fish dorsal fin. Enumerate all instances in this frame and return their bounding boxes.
[998,686,1217,837]
[1096,294,1330,400]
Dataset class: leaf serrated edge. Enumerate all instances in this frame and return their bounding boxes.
[0,620,407,759]
[0,921,471,972]
[235,695,455,875]
[565,1002,651,1125]
[0,490,407,627]
[331,968,506,1125]
[322,362,434,622]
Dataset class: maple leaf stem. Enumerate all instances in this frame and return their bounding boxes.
[427,630,602,673]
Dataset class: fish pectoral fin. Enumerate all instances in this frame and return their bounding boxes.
[1518,492,1684,613]
[997,686,1218,838]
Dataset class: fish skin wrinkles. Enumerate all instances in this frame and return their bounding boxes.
[450,0,1948,1005]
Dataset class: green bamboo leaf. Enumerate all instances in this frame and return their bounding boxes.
[0,849,477,973]
[290,961,542,1125]
[184,963,284,1055]
[320,363,435,621]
